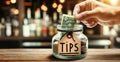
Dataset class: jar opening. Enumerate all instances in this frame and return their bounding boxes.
[57,24,83,32]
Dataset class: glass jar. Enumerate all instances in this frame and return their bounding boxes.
[52,24,88,59]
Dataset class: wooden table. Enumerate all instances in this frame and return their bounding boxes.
[0,49,120,62]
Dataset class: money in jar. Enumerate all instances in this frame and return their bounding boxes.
[52,14,88,59]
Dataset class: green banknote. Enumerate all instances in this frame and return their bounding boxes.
[61,14,76,29]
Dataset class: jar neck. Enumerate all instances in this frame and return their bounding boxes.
[57,24,83,32]
[57,30,83,33]
[57,29,82,32]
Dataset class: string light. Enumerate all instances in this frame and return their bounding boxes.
[52,0,57,8]
[58,4,63,9]
[59,0,65,3]
[10,0,16,4]
[6,0,11,5]
[14,9,19,15]
[57,4,63,13]
[57,8,62,13]
[11,8,19,15]
[41,2,48,12]
[52,2,57,8]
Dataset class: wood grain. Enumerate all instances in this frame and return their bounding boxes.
[0,49,119,62]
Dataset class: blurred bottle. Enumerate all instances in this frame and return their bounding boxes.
[53,12,57,23]
[48,18,54,36]
[23,18,30,37]
[26,8,36,37]
[67,10,72,15]
[6,17,12,37]
[34,8,42,37]
[29,19,36,37]
[0,18,6,37]
[42,26,48,37]
[58,12,62,24]
[27,8,31,19]
[12,17,19,36]
[48,12,57,36]
[41,12,48,37]
[52,12,58,35]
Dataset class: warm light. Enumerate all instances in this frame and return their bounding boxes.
[14,9,19,15]
[58,4,63,9]
[6,1,11,5]
[57,8,62,13]
[110,0,118,6]
[59,0,65,3]
[10,0,16,4]
[41,4,48,12]
[11,8,19,15]
[57,4,63,13]
[52,2,57,8]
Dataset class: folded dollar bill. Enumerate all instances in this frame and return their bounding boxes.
[61,14,76,29]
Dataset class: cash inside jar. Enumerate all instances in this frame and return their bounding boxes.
[52,14,88,59]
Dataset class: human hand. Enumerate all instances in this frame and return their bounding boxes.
[73,0,120,28]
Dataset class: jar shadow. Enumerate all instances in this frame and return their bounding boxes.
[47,55,85,61]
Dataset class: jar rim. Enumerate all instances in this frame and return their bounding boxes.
[57,24,83,32]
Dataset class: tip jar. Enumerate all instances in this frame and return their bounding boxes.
[52,24,88,59]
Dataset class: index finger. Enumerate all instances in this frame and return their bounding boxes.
[73,4,80,17]
[73,1,87,19]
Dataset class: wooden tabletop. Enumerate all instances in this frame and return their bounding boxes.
[0,49,119,62]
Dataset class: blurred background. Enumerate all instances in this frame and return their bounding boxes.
[0,0,120,48]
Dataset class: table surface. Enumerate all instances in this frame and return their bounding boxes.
[0,49,119,62]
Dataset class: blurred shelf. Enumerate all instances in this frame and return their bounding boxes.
[22,36,52,40]
[23,46,51,48]
[22,41,52,48]
[0,36,52,41]
[0,37,20,41]
[87,35,111,40]
[0,35,110,41]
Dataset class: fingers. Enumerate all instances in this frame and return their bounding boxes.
[73,0,95,17]
[73,4,99,28]
[76,8,100,21]
[73,2,100,21]
[82,18,98,28]
[73,4,80,17]
[73,0,100,28]
[73,1,87,17]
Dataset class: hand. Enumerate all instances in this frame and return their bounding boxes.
[73,0,120,28]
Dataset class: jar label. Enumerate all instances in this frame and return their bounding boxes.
[58,33,81,56]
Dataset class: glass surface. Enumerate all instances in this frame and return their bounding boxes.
[52,24,88,59]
